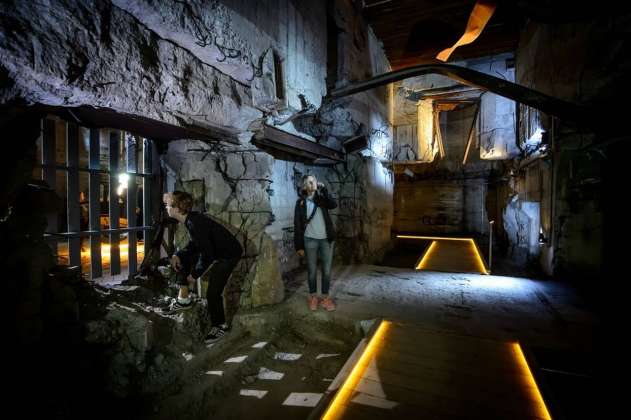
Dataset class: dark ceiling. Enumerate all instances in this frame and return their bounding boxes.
[362,0,631,69]
[362,0,522,68]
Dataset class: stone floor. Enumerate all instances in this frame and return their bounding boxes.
[290,264,595,347]
[140,261,599,419]
[285,264,599,419]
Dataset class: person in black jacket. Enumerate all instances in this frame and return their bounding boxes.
[294,175,337,311]
[162,191,242,343]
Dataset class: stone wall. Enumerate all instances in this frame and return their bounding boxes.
[514,15,631,277]
[1,0,395,309]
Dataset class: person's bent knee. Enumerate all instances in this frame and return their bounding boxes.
[175,271,190,286]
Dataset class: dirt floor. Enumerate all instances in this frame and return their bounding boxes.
[207,330,350,419]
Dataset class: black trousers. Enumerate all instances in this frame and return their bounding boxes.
[176,256,239,326]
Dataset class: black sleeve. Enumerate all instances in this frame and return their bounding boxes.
[194,222,216,276]
[316,187,337,210]
[294,201,304,251]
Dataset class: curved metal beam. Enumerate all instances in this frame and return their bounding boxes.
[327,64,588,124]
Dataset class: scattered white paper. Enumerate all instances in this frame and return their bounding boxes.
[282,392,323,407]
[257,367,284,380]
[240,389,267,399]
[351,393,398,409]
[224,355,248,363]
[93,287,111,296]
[206,343,215,349]
[273,352,302,361]
[110,285,139,291]
[182,352,194,362]
[107,302,137,313]
[316,353,340,359]
[205,371,223,376]
[251,341,268,349]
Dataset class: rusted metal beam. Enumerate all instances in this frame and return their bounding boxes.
[253,125,344,162]
[33,104,240,145]
[328,64,588,124]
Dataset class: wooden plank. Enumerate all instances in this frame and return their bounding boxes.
[109,130,121,275]
[419,240,485,273]
[66,123,81,267]
[369,340,532,379]
[393,183,464,234]
[42,119,57,233]
[360,353,536,396]
[257,124,344,161]
[126,133,137,275]
[354,377,546,420]
[361,363,540,408]
[376,329,520,366]
[88,128,102,278]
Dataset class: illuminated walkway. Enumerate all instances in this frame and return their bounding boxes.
[398,235,488,274]
[320,321,551,420]
[288,264,595,420]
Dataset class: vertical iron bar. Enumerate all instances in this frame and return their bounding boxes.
[143,138,152,257]
[67,123,81,268]
[109,130,121,275]
[489,220,494,272]
[42,119,57,233]
[89,128,102,278]
[126,133,137,276]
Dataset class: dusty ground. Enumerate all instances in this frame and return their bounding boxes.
[145,260,597,419]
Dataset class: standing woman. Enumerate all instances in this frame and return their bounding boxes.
[294,175,337,311]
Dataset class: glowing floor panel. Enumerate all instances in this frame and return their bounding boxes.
[321,321,552,420]
[398,235,488,274]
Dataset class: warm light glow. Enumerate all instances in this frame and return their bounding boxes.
[57,237,144,276]
[436,0,497,62]
[417,99,437,162]
[118,173,130,185]
[399,235,489,274]
[468,239,489,274]
[117,173,130,196]
[398,235,471,242]
[416,240,438,270]
[389,83,394,126]
[322,320,391,420]
[510,343,553,420]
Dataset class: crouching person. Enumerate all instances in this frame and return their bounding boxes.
[162,191,243,344]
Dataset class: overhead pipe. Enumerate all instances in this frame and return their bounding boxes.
[327,64,589,126]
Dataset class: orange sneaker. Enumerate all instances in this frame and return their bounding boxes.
[320,296,336,311]
[308,295,318,311]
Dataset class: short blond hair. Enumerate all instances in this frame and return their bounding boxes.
[168,191,193,214]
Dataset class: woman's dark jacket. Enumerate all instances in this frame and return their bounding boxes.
[294,186,337,251]
[175,211,243,277]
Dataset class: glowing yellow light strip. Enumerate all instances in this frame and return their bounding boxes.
[322,320,391,420]
[467,239,490,275]
[510,343,553,420]
[416,240,438,270]
[397,235,472,242]
[400,235,489,274]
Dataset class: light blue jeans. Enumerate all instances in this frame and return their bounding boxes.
[304,238,335,295]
